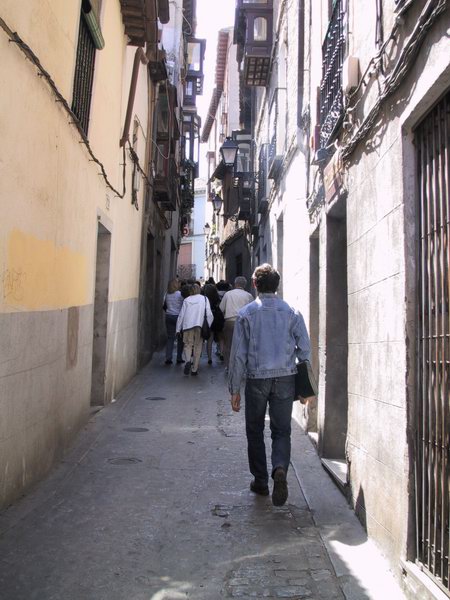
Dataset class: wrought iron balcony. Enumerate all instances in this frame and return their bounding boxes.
[181,110,201,175]
[268,88,286,179]
[154,153,178,211]
[237,197,250,221]
[234,172,255,221]
[319,0,345,149]
[257,143,268,213]
[180,161,196,208]
[177,263,196,280]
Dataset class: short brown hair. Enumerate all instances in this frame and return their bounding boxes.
[252,263,280,293]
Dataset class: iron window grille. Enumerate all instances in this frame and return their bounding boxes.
[72,4,97,135]
[415,91,450,595]
[319,0,346,149]
[268,88,286,179]
[182,111,201,172]
[257,143,269,213]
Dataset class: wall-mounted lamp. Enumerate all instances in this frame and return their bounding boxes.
[203,222,211,236]
[219,137,239,168]
[211,194,223,214]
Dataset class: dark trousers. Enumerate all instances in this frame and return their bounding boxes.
[244,375,295,486]
[165,314,183,361]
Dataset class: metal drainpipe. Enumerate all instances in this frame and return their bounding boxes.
[120,0,160,147]
[120,47,150,147]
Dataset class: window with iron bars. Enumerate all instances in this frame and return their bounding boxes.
[72,3,97,135]
[319,0,346,149]
[257,143,269,213]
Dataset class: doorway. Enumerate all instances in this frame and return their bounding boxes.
[320,212,348,459]
[414,91,450,594]
[308,232,320,432]
[91,222,111,406]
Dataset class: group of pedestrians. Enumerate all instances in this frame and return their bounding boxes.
[163,264,312,509]
[163,276,253,376]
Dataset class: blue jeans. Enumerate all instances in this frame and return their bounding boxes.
[244,375,295,486]
[165,314,183,361]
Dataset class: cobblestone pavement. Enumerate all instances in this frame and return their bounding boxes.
[0,353,403,599]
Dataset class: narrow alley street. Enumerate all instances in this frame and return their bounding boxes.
[0,354,405,600]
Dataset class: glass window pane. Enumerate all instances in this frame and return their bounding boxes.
[236,143,250,172]
[157,94,169,135]
[187,42,201,71]
[254,17,267,41]
[185,80,194,96]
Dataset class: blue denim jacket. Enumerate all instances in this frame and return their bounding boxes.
[228,293,311,394]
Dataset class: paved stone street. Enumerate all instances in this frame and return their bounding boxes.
[0,353,406,600]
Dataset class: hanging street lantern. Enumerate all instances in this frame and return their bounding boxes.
[219,137,239,168]
[211,193,223,213]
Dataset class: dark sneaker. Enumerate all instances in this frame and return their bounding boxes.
[191,370,198,376]
[184,361,191,375]
[250,480,269,496]
[176,359,185,364]
[272,468,288,506]
[208,359,212,365]
[165,359,173,365]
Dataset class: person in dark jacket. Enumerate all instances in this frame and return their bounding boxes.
[203,283,224,364]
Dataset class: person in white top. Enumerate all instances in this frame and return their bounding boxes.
[176,284,213,376]
[219,276,254,367]
[163,279,184,365]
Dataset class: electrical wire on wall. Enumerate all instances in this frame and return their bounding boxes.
[340,0,447,161]
[0,15,127,199]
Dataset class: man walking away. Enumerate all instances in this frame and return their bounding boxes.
[219,276,253,367]
[228,264,311,507]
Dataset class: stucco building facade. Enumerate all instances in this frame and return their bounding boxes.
[0,0,203,509]
[205,1,449,597]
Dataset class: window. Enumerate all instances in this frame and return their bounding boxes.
[184,78,195,106]
[236,143,251,173]
[254,17,268,41]
[156,93,170,138]
[185,80,194,96]
[257,144,268,213]
[319,0,346,148]
[267,88,286,178]
[187,41,201,72]
[72,0,103,135]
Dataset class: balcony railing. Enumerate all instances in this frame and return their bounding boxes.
[319,0,345,148]
[177,263,196,280]
[257,143,268,213]
[154,155,178,211]
[268,88,286,179]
